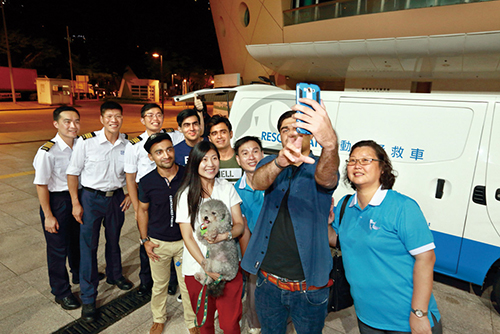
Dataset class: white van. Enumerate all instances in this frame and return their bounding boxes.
[175,85,500,304]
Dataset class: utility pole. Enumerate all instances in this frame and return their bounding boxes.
[66,26,74,105]
[1,2,16,103]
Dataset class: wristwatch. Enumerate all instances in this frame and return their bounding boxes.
[139,237,150,245]
[227,231,233,241]
[411,308,428,318]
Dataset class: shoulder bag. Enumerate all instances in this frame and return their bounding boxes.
[328,194,354,312]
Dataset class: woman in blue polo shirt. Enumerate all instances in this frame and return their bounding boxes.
[331,140,442,334]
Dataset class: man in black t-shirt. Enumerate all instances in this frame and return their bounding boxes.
[137,133,199,334]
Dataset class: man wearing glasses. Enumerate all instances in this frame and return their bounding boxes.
[67,101,133,322]
[125,103,184,297]
[125,101,204,300]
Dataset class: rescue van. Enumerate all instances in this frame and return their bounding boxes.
[175,85,500,305]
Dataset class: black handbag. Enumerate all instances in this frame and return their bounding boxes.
[328,194,354,312]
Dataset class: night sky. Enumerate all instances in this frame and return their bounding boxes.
[0,0,222,88]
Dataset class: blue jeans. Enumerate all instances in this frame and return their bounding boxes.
[255,270,329,334]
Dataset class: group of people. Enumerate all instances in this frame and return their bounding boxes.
[34,94,442,334]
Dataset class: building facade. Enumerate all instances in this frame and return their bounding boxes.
[210,0,500,92]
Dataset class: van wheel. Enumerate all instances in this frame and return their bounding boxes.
[491,271,500,312]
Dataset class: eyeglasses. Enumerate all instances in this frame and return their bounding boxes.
[346,158,383,166]
[144,113,163,119]
[103,115,123,121]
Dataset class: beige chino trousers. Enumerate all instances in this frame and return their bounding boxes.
[149,238,196,329]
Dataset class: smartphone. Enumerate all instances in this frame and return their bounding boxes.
[296,83,321,135]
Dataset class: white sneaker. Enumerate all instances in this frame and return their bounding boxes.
[249,329,261,334]
[177,294,182,302]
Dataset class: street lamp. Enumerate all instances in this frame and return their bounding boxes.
[152,52,163,111]
[171,73,176,90]
[1,2,16,103]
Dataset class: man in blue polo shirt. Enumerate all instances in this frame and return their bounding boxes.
[233,136,265,334]
[137,133,199,334]
[241,98,340,334]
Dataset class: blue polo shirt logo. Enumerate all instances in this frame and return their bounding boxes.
[369,219,380,230]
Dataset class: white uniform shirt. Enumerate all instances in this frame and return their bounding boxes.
[66,128,127,191]
[124,129,184,183]
[33,133,77,192]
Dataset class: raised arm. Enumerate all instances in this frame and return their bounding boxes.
[194,93,206,137]
[253,133,314,190]
[292,98,339,189]
[252,157,285,191]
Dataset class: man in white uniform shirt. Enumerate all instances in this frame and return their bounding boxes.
[124,100,204,298]
[67,101,133,322]
[33,106,82,311]
[124,103,183,297]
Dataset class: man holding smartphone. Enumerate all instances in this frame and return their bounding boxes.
[241,97,340,334]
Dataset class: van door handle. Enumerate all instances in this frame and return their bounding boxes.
[435,179,445,199]
[496,189,500,201]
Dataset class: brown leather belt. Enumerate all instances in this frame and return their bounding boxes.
[260,269,333,292]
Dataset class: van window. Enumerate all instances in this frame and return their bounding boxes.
[336,99,474,162]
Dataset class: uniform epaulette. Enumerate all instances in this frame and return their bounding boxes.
[81,132,96,140]
[129,136,143,145]
[40,140,55,152]
[123,133,129,139]
[162,128,175,133]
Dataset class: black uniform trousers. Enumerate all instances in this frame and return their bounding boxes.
[40,191,80,299]
[79,188,125,304]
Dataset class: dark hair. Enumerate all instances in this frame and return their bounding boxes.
[207,114,232,133]
[344,140,397,190]
[144,132,173,153]
[176,108,200,127]
[53,106,80,121]
[234,136,262,155]
[174,141,220,228]
[277,110,296,131]
[140,103,163,118]
[100,101,122,116]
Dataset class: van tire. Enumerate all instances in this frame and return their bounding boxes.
[491,271,500,312]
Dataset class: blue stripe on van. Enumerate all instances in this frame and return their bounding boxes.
[433,230,500,286]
